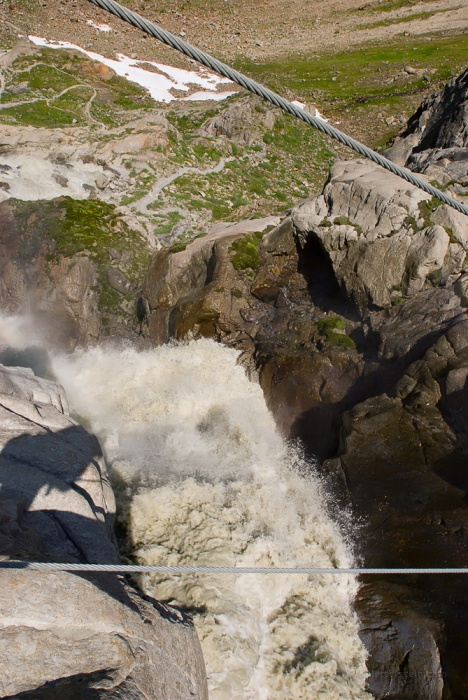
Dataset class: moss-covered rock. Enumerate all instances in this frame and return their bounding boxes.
[0,198,150,346]
[317,317,356,349]
[229,231,264,271]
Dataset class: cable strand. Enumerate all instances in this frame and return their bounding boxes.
[2,561,468,574]
[85,0,468,216]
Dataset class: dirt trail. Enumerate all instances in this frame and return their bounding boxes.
[136,156,233,214]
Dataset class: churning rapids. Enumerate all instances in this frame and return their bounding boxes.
[1,317,370,699]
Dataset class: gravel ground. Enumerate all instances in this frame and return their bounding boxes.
[3,0,467,66]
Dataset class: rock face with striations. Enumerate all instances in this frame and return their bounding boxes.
[385,65,468,187]
[292,160,461,308]
[0,363,208,699]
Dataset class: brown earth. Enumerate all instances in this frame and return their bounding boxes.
[3,0,468,64]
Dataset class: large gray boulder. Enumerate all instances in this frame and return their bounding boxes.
[0,364,208,699]
[199,98,255,145]
[291,160,467,308]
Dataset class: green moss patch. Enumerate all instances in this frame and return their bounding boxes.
[366,0,441,13]
[1,48,154,129]
[229,231,264,271]
[358,7,450,31]
[427,268,443,286]
[0,100,77,128]
[317,317,356,349]
[23,64,79,92]
[333,216,363,234]
[418,197,441,227]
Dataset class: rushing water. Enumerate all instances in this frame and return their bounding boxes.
[52,340,370,699]
[0,316,370,698]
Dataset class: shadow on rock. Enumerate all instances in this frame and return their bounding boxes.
[0,362,208,699]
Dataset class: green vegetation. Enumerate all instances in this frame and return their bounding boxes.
[171,239,190,253]
[403,197,443,232]
[152,211,184,238]
[121,169,157,206]
[444,227,458,245]
[358,7,452,31]
[171,233,204,253]
[404,214,419,233]
[333,216,363,235]
[366,0,442,13]
[229,231,264,271]
[235,33,468,117]
[0,48,154,129]
[166,108,218,135]
[427,268,443,286]
[163,110,334,222]
[10,198,151,317]
[0,100,78,128]
[317,317,356,349]
[418,196,441,227]
[23,64,79,92]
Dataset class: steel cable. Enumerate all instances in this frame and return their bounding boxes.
[2,561,468,574]
[85,0,468,217]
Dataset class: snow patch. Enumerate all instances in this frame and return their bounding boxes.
[28,36,238,103]
[291,99,328,122]
[86,20,112,33]
[182,90,237,101]
[0,154,106,203]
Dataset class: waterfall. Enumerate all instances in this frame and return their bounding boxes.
[51,339,370,700]
[0,313,370,698]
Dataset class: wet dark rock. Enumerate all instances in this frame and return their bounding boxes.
[369,288,464,362]
[356,581,444,700]
[140,134,468,695]
[251,218,302,304]
[0,198,146,350]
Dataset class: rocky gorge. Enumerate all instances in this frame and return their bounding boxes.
[0,28,468,700]
[139,66,468,700]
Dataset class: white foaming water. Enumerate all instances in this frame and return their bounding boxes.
[47,339,370,700]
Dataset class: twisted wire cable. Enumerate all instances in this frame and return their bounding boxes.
[86,0,468,217]
[1,561,468,574]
